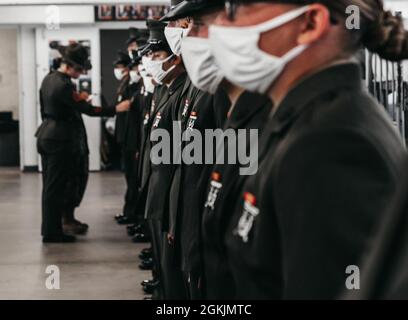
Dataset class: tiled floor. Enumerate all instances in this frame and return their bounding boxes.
[0,168,149,300]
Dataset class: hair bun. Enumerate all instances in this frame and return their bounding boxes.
[362,10,408,61]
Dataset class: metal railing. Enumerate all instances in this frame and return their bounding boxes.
[365,50,407,145]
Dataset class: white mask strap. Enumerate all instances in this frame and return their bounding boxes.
[221,5,310,34]
[281,44,309,63]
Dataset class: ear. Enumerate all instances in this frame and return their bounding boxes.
[297,4,331,45]
[179,17,191,28]
[172,55,183,65]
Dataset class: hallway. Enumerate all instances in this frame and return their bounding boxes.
[0,168,149,300]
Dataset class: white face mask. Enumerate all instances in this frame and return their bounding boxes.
[164,27,190,56]
[209,6,310,94]
[114,68,125,81]
[129,70,141,83]
[141,56,151,72]
[138,63,155,93]
[143,54,176,85]
[181,37,224,94]
[143,76,155,94]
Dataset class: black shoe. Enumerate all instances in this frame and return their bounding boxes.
[43,234,76,243]
[74,220,89,230]
[143,280,159,294]
[139,258,153,270]
[127,224,144,236]
[114,213,124,221]
[117,216,132,225]
[63,222,88,235]
[126,224,137,231]
[139,249,152,260]
[141,279,156,286]
[132,232,150,243]
[127,226,138,237]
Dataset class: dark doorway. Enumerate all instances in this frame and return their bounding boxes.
[100,29,129,105]
[100,29,129,170]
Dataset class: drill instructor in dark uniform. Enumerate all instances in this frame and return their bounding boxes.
[36,43,131,243]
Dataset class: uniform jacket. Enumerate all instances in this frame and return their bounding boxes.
[36,71,115,154]
[138,84,168,194]
[173,86,230,274]
[344,159,408,299]
[167,78,207,236]
[223,63,406,299]
[202,91,272,299]
[144,72,188,225]
[124,81,144,152]
[114,77,133,145]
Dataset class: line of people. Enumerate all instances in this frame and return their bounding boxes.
[37,0,408,299]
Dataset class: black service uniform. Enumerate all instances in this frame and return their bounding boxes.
[223,63,406,299]
[36,71,116,237]
[144,72,189,300]
[137,84,167,299]
[121,81,143,221]
[202,91,272,299]
[343,159,408,300]
[169,83,230,299]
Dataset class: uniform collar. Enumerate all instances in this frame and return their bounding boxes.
[227,91,272,129]
[168,72,187,96]
[180,76,193,98]
[267,62,363,135]
[56,70,71,80]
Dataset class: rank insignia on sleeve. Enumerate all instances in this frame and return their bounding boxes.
[234,192,260,243]
[182,99,190,118]
[187,111,198,131]
[143,113,150,125]
[204,172,223,211]
[153,112,161,128]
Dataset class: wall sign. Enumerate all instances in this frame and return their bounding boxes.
[95,4,169,21]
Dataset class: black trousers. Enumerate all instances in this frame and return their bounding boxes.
[183,271,203,300]
[148,219,164,299]
[38,139,88,237]
[66,153,89,209]
[122,149,139,219]
[161,231,187,300]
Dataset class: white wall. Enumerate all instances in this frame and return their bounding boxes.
[18,26,37,170]
[0,0,168,4]
[0,28,19,120]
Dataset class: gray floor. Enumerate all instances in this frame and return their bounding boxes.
[0,168,149,300]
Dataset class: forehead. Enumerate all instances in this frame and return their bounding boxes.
[168,17,190,28]
[150,50,169,58]
[192,8,222,24]
[218,3,299,26]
